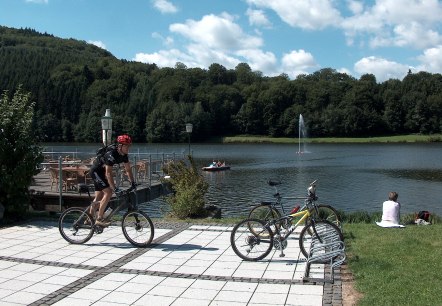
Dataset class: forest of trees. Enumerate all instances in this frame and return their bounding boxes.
[1,25,442,143]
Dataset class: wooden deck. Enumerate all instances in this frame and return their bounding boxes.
[29,171,170,213]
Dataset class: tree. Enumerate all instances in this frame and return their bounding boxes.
[0,86,43,221]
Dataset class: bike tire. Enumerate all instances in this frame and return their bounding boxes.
[308,204,342,233]
[122,210,154,247]
[248,204,282,235]
[58,207,94,244]
[230,218,274,261]
[305,204,343,235]
[299,219,343,262]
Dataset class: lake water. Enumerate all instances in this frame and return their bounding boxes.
[45,142,442,218]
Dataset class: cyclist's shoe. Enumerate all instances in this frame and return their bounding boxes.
[83,218,93,225]
[95,218,111,227]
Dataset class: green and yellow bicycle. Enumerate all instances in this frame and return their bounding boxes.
[230,180,343,261]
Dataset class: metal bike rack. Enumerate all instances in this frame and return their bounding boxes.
[303,228,346,284]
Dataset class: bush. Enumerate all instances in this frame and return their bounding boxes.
[0,86,43,222]
[163,156,209,219]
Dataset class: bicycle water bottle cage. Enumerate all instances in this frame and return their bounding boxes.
[268,180,281,186]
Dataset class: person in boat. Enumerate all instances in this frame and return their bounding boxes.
[217,160,222,167]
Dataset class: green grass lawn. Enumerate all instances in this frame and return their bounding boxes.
[344,223,442,306]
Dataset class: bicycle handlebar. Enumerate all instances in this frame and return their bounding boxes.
[115,185,137,197]
[268,179,318,198]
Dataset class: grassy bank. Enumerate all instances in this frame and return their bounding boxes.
[345,223,442,306]
[222,134,442,144]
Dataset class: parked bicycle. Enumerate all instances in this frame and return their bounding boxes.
[58,186,154,247]
[248,180,341,231]
[230,180,343,261]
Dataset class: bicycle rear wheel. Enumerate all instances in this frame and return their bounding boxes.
[248,204,282,235]
[230,218,274,261]
[299,220,343,261]
[58,208,94,244]
[122,210,154,247]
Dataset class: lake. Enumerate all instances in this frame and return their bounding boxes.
[44,142,442,218]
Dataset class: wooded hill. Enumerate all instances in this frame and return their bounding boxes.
[1,25,441,143]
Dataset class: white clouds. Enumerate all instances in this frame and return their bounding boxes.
[152,0,177,14]
[347,0,364,14]
[236,49,278,75]
[152,32,174,46]
[281,50,318,78]
[354,56,409,82]
[170,13,262,51]
[246,8,271,28]
[417,45,442,73]
[341,0,442,49]
[246,0,342,30]
[88,40,107,50]
[392,22,441,49]
[134,1,442,82]
[134,13,318,78]
[135,49,194,67]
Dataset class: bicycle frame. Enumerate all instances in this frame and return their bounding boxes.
[104,190,137,220]
[267,207,311,239]
[72,189,136,230]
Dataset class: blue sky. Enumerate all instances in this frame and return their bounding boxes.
[1,0,442,82]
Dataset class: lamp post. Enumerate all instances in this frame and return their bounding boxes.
[185,123,193,156]
[101,109,113,146]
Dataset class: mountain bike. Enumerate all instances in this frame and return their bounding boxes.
[230,180,343,261]
[58,186,154,247]
[248,180,341,231]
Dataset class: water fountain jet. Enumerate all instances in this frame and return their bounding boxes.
[297,114,308,154]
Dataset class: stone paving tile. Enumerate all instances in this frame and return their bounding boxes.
[0,221,343,306]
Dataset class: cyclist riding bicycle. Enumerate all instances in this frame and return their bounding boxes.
[89,134,136,227]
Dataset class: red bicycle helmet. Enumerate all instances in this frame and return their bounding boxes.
[117,134,132,145]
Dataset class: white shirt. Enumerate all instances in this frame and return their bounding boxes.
[382,200,401,224]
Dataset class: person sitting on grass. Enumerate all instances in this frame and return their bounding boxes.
[376,191,404,228]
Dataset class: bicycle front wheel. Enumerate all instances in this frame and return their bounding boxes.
[299,220,343,261]
[122,210,154,247]
[58,207,94,244]
[230,218,274,261]
[310,204,341,229]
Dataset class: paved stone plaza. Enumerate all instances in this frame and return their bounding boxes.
[0,220,342,305]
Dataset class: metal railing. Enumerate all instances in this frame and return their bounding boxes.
[39,151,185,211]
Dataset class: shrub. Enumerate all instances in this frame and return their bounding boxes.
[0,86,43,222]
[163,156,209,219]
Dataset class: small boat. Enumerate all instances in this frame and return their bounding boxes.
[202,162,230,171]
[202,165,231,171]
